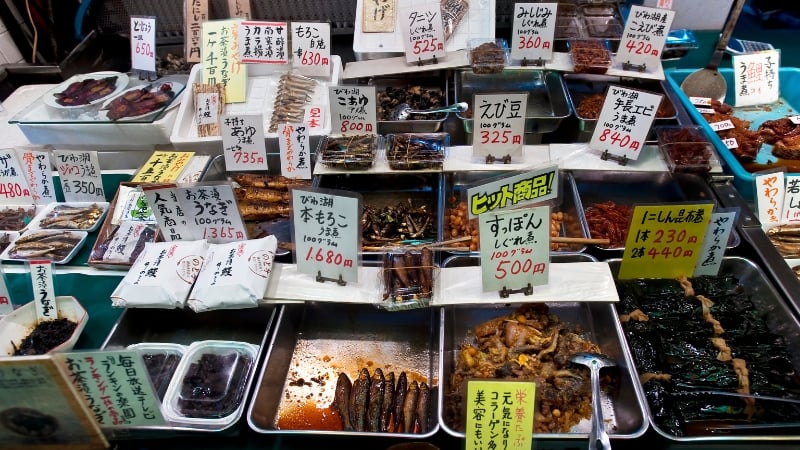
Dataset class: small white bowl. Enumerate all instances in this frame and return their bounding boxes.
[0,296,88,356]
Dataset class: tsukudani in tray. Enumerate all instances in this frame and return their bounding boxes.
[26,202,109,232]
[1,229,87,264]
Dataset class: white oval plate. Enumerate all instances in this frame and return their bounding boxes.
[100,81,185,121]
[44,71,130,109]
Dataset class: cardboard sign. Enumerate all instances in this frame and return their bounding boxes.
[130,16,156,73]
[329,85,377,136]
[132,151,195,184]
[694,209,737,276]
[202,19,246,103]
[0,149,34,204]
[238,21,289,64]
[467,166,558,219]
[277,123,312,179]
[227,0,251,19]
[15,147,56,204]
[291,21,332,77]
[510,2,557,62]
[142,184,196,242]
[221,113,268,171]
[755,171,785,227]
[28,260,56,323]
[399,3,446,64]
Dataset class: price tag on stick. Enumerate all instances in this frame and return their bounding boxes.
[329,86,377,136]
[510,2,557,63]
[479,205,550,293]
[28,260,57,323]
[399,4,446,64]
[15,147,56,204]
[589,85,663,162]
[52,150,106,202]
[221,113,268,171]
[277,123,312,179]
[616,5,675,71]
[0,149,34,204]
[472,92,528,162]
[130,15,156,75]
[291,22,332,78]
[292,188,361,284]
[733,50,780,107]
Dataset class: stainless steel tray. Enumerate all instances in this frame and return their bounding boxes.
[572,170,741,251]
[454,69,571,136]
[607,256,800,442]
[371,73,450,134]
[440,170,591,254]
[248,303,440,437]
[438,253,648,441]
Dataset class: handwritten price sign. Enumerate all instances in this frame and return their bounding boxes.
[329,86,377,136]
[221,113,268,171]
[479,205,550,292]
[616,5,674,71]
[473,92,528,161]
[52,150,106,202]
[0,150,34,204]
[733,50,780,107]
[510,2,557,62]
[291,22,331,78]
[176,184,248,244]
[130,16,156,73]
[589,85,663,161]
[399,4,446,64]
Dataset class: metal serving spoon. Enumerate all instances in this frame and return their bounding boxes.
[389,101,468,121]
[570,352,615,450]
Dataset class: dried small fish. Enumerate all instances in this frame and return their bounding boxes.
[38,203,105,230]
[402,380,420,434]
[269,73,317,132]
[415,381,430,433]
[393,372,408,433]
[332,373,353,430]
[350,368,371,432]
[367,368,385,431]
[7,230,82,261]
[380,371,395,432]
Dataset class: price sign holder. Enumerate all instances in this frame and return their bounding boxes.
[465,380,535,450]
[238,21,290,65]
[52,149,106,202]
[617,202,714,280]
[277,123,312,179]
[176,182,248,243]
[472,92,529,163]
[399,3,446,66]
[130,15,157,80]
[291,187,362,285]
[510,3,557,66]
[15,146,56,204]
[589,85,663,164]
[616,5,675,73]
[329,85,377,136]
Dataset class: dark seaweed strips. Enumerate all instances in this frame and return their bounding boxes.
[617,274,800,436]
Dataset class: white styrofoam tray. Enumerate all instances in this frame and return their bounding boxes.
[170,57,341,153]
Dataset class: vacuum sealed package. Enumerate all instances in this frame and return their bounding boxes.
[187,235,278,312]
[111,239,209,308]
[441,0,469,40]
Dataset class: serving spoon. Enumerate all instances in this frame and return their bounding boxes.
[570,352,615,450]
[389,101,468,121]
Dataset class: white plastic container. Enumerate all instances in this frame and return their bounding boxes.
[0,296,88,356]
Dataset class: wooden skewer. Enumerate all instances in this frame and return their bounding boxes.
[551,236,610,245]
[422,246,471,252]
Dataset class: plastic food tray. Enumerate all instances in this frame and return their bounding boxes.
[0,229,88,264]
[248,303,439,437]
[127,342,186,402]
[665,67,800,200]
[170,58,341,153]
[26,202,109,232]
[0,204,39,232]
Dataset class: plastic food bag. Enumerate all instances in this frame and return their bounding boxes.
[441,0,469,40]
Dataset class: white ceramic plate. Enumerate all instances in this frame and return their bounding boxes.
[100,81,185,121]
[43,71,130,109]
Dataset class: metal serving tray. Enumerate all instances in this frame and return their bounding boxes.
[438,253,648,441]
[607,256,800,442]
[248,303,439,438]
[564,73,678,141]
[371,73,450,134]
[454,69,571,139]
[440,170,591,254]
[572,170,741,252]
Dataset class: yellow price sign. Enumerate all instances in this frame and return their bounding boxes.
[132,151,195,183]
[202,19,246,103]
[465,380,535,450]
[618,203,714,279]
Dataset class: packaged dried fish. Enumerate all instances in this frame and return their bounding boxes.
[385,133,447,170]
[269,73,318,133]
[319,135,377,170]
[380,248,435,310]
[3,230,86,264]
[33,203,107,231]
[0,206,37,231]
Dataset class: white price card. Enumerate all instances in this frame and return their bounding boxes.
[227,0,251,19]
[363,0,396,32]
[221,113,268,171]
[291,22,332,78]
[15,147,56,204]
[292,187,361,283]
[472,92,529,161]
[466,166,559,219]
[694,209,737,277]
[196,92,220,126]
[177,183,247,243]
[589,85,663,161]
[616,5,675,71]
[52,150,106,202]
[277,123,312,179]
[0,149,34,204]
[142,185,196,241]
[782,175,800,223]
[57,351,166,427]
[28,260,56,323]
[733,49,780,107]
[709,119,734,132]
[755,171,784,227]
[479,205,550,293]
[329,85,377,136]
[0,266,12,315]
[723,137,738,149]
[510,3,557,63]
[399,3,446,64]
[238,20,289,64]
[185,0,208,63]
[130,16,156,74]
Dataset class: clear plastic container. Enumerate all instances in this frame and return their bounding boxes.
[467,38,509,74]
[385,133,448,171]
[655,125,720,174]
[580,4,615,16]
[128,342,186,402]
[584,16,623,39]
[317,134,379,170]
[163,340,258,427]
[569,38,612,74]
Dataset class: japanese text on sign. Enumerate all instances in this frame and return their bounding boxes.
[399,4,446,64]
[202,19,245,103]
[292,188,361,283]
[291,22,331,77]
[178,184,247,244]
[143,185,195,242]
[303,105,325,131]
[132,151,195,183]
[130,16,156,73]
[363,0,396,33]
[733,50,780,107]
[473,93,529,160]
[755,171,785,226]
[196,92,220,126]
[782,175,800,223]
[510,3,556,62]
[60,351,165,427]
[467,166,558,218]
[227,0,251,19]
[16,148,55,204]
[465,380,535,450]
[278,123,312,179]
[0,150,33,204]
[238,21,288,64]
[479,205,550,292]
[616,5,675,70]
[28,260,56,322]
[185,0,208,63]
[330,85,377,135]
[589,85,663,161]
[52,150,106,202]
[694,210,736,276]
[618,203,714,279]
[221,114,268,171]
